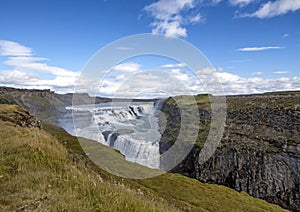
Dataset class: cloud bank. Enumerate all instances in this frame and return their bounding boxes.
[78,62,300,98]
[0,42,298,97]
[0,40,79,93]
[237,46,283,52]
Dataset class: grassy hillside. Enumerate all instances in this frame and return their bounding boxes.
[0,104,287,211]
[0,105,175,211]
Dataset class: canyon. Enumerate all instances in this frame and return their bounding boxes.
[160,92,300,211]
[1,86,299,211]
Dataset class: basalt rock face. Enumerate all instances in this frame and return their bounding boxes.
[159,92,300,211]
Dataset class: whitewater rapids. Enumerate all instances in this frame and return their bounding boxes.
[62,102,161,169]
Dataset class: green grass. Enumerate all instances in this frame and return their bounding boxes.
[0,106,175,211]
[0,104,287,211]
[0,104,27,114]
[141,174,287,211]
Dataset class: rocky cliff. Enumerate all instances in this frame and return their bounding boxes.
[0,86,112,122]
[0,86,155,123]
[159,92,300,211]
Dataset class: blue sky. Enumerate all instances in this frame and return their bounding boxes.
[0,0,299,96]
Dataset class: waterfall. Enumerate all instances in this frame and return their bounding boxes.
[65,101,161,169]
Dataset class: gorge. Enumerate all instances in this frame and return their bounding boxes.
[159,92,300,211]
[0,86,299,211]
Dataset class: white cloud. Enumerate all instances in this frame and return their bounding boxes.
[209,71,300,95]
[215,72,300,94]
[116,74,126,80]
[161,63,186,68]
[115,47,135,51]
[65,62,300,97]
[211,0,223,4]
[237,46,283,51]
[282,33,289,38]
[191,68,300,95]
[112,62,141,72]
[242,0,300,18]
[152,21,187,37]
[188,13,201,23]
[4,56,79,77]
[0,70,40,84]
[0,40,79,92]
[196,67,217,75]
[216,67,224,72]
[251,72,262,75]
[144,0,194,19]
[0,40,33,56]
[98,79,123,96]
[273,71,288,74]
[144,0,202,37]
[170,69,190,81]
[0,70,77,89]
[215,71,241,83]
[229,0,254,7]
[97,70,189,97]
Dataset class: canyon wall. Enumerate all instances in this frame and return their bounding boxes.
[159,92,300,211]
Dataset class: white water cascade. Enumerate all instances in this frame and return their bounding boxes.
[64,102,161,169]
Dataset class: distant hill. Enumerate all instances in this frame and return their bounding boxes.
[0,104,287,211]
[0,86,98,122]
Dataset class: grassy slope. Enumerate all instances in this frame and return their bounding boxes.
[0,106,175,211]
[0,104,287,211]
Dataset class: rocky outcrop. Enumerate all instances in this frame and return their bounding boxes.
[159,92,300,211]
[0,104,42,128]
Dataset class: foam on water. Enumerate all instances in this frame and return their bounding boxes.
[65,102,161,169]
